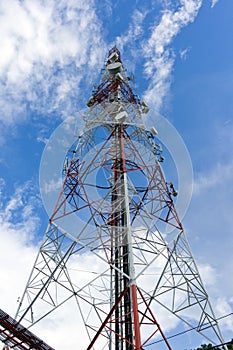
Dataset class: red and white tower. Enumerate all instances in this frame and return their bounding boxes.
[12,47,226,349]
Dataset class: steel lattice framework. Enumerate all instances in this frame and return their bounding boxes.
[13,47,226,350]
[0,309,54,350]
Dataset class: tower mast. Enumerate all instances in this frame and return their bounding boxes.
[13,47,227,350]
[112,123,140,349]
[84,46,170,349]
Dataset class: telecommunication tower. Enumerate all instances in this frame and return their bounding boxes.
[11,47,226,349]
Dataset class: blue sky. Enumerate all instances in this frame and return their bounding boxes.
[0,0,233,349]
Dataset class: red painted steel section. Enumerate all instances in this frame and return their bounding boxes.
[131,284,142,349]
[86,288,128,350]
[0,309,54,350]
[137,288,172,350]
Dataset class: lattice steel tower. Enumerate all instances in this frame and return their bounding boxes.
[15,48,226,350]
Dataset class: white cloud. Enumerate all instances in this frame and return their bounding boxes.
[113,8,148,74]
[0,0,105,128]
[193,160,233,195]
[0,182,40,315]
[42,177,62,195]
[180,46,192,60]
[188,262,233,333]
[116,9,147,51]
[211,0,219,8]
[215,298,233,329]
[143,52,175,111]
[198,263,217,287]
[0,178,6,200]
[143,0,202,110]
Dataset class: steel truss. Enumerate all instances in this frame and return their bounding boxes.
[0,309,54,350]
[15,47,226,350]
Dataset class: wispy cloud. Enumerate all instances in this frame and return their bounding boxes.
[0,0,105,129]
[211,0,219,8]
[179,46,192,60]
[116,9,147,51]
[0,181,42,238]
[113,8,148,74]
[193,160,233,195]
[143,0,202,110]
[42,177,62,195]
